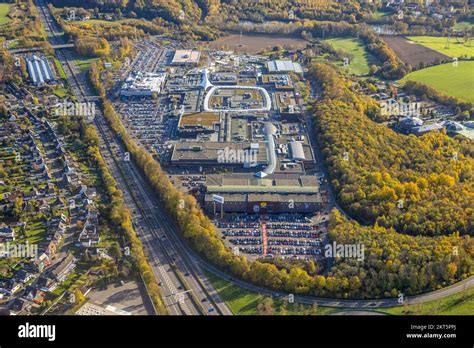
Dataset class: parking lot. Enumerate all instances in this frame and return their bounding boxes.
[81,280,153,315]
[216,214,326,261]
[115,100,176,160]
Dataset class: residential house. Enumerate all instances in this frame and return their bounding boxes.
[45,241,57,257]
[34,253,51,272]
[36,276,58,292]
[14,270,33,284]
[23,285,45,305]
[78,223,100,247]
[0,224,15,242]
[51,254,76,282]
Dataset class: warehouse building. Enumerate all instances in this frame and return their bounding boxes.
[204,173,322,214]
[26,55,55,86]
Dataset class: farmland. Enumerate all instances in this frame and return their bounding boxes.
[208,34,307,54]
[323,37,379,76]
[0,3,11,26]
[383,36,449,67]
[399,61,474,103]
[407,36,474,58]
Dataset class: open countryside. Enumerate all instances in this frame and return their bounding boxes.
[399,60,474,103]
[323,37,379,76]
[208,34,308,54]
[407,36,474,58]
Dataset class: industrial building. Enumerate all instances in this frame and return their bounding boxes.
[171,50,201,65]
[120,72,166,97]
[204,174,322,214]
[26,55,55,86]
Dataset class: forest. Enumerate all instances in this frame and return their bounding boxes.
[310,62,473,236]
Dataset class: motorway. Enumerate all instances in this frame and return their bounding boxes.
[34,0,231,316]
[33,0,473,312]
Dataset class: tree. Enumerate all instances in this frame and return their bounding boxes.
[13,196,24,218]
[257,297,274,315]
[74,288,85,304]
[109,242,123,261]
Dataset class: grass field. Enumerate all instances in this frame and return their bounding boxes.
[399,61,474,103]
[0,3,11,26]
[407,36,474,58]
[51,56,67,80]
[53,86,68,98]
[323,38,379,76]
[205,271,474,316]
[204,271,338,315]
[377,288,474,315]
[74,57,99,72]
[72,19,121,27]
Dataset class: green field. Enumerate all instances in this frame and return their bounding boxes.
[407,36,474,58]
[72,19,120,27]
[205,270,474,316]
[372,9,391,19]
[323,37,379,76]
[204,271,337,315]
[74,57,99,72]
[0,3,11,26]
[399,61,474,103]
[377,288,474,315]
[71,19,134,27]
[53,86,68,98]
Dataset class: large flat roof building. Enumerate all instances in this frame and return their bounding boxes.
[171,141,268,168]
[266,60,303,74]
[178,112,221,137]
[26,55,55,86]
[172,50,201,65]
[120,72,166,97]
[204,173,322,214]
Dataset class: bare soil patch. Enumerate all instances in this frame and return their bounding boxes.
[208,34,308,54]
[383,36,450,68]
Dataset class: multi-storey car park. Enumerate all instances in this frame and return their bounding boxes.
[113,44,329,261]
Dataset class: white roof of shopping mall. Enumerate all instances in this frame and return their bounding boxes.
[266,60,303,74]
[120,72,166,96]
[172,50,201,65]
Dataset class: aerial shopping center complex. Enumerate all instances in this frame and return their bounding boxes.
[116,47,327,259]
